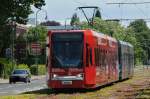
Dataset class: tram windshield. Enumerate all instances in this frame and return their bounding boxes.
[51,33,83,68]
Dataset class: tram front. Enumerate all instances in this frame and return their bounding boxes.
[47,31,84,89]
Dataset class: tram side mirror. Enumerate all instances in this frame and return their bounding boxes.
[46,44,50,47]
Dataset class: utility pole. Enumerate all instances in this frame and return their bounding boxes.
[35,9,40,75]
[11,14,16,70]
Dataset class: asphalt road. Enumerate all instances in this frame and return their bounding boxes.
[0,77,47,96]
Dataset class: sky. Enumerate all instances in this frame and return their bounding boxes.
[29,0,150,27]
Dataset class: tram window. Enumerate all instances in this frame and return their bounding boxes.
[90,48,93,65]
[98,48,102,66]
[94,48,98,66]
[97,48,98,66]
[102,50,105,66]
[97,48,99,66]
[96,48,98,65]
[86,45,89,66]
[86,44,92,66]
[94,48,96,65]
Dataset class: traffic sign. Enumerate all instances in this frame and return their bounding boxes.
[31,43,41,48]
[30,43,41,55]
[5,48,12,58]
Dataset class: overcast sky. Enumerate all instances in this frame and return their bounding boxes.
[29,0,150,26]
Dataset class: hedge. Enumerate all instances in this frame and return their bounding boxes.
[0,58,16,78]
[0,58,45,78]
[30,64,46,75]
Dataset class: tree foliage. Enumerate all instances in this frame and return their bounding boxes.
[26,26,47,43]
[95,10,101,19]
[0,0,45,24]
[128,19,150,64]
[40,20,61,26]
[0,0,45,57]
[15,26,47,65]
[128,19,149,33]
[70,13,80,26]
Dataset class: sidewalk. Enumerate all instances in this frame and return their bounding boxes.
[0,75,45,84]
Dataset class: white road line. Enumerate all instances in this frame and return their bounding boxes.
[23,86,46,92]
[0,92,8,94]
[0,85,13,90]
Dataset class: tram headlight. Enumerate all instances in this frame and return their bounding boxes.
[53,74,58,78]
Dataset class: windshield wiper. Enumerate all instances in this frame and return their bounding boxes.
[54,56,64,66]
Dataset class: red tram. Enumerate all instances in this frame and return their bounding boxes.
[46,29,134,89]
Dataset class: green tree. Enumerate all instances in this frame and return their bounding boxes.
[20,26,47,65]
[70,13,80,26]
[0,0,45,24]
[128,19,149,33]
[128,19,150,64]
[95,10,101,19]
[40,20,61,26]
[26,26,47,43]
[0,0,45,57]
[80,18,125,37]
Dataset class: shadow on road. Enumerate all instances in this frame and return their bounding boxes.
[23,88,99,95]
[23,79,130,95]
[23,83,115,95]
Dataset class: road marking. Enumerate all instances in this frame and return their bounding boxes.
[0,92,8,94]
[11,90,23,94]
[0,79,46,96]
[0,85,13,90]
[4,85,13,89]
[23,86,47,92]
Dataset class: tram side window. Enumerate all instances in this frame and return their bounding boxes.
[123,53,125,66]
[98,48,102,66]
[97,48,99,66]
[86,45,89,66]
[94,47,105,67]
[86,45,92,66]
[90,48,93,65]
[94,48,98,66]
[94,48,96,65]
[102,50,106,66]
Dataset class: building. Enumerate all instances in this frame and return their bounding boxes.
[16,23,28,38]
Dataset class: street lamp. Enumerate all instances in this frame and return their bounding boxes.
[35,8,48,75]
[65,17,71,29]
[36,8,48,26]
[11,14,16,70]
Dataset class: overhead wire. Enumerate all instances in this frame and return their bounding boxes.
[106,0,150,21]
[72,0,88,6]
[130,0,148,19]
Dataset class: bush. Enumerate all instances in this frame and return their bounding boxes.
[30,64,46,75]
[30,65,37,75]
[38,65,46,75]
[17,64,29,70]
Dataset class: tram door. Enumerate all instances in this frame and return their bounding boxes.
[84,46,96,85]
